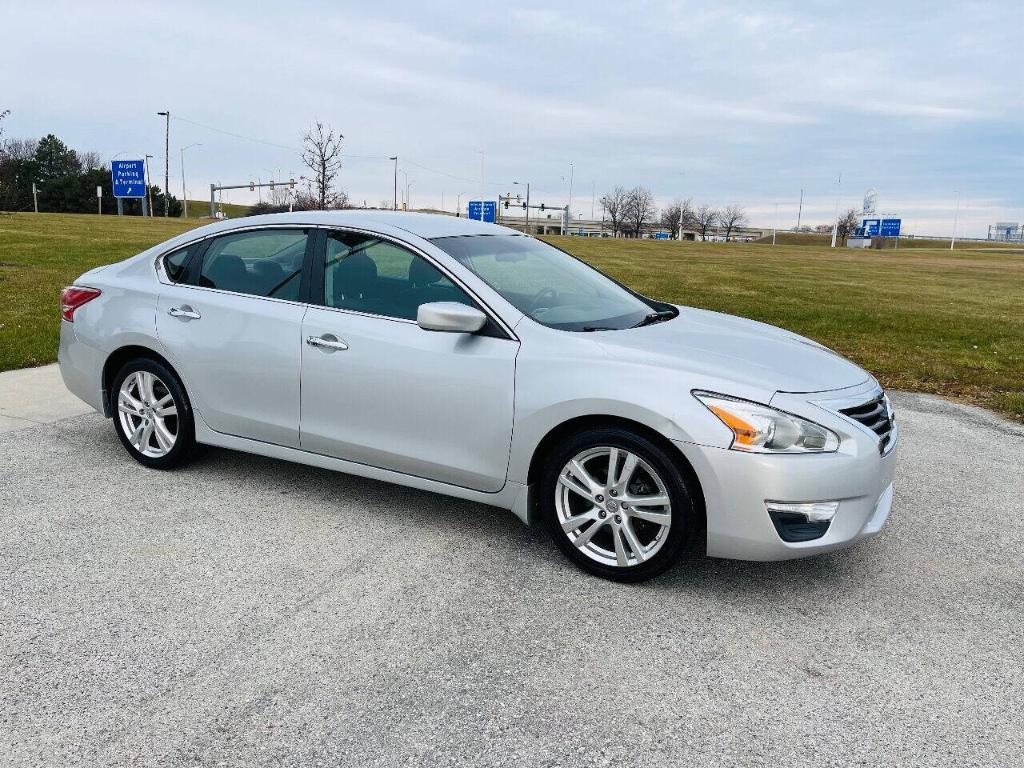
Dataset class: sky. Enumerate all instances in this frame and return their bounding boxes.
[2,0,1022,237]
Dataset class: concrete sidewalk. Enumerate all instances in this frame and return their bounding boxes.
[0,363,93,433]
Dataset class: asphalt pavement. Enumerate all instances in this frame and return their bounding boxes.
[1,374,1022,767]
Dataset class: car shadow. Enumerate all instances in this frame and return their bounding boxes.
[187,443,876,595]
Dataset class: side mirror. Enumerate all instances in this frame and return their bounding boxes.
[417,302,487,333]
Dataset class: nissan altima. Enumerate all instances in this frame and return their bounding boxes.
[59,211,896,581]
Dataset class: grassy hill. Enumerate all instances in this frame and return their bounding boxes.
[181,199,251,219]
[0,212,1020,421]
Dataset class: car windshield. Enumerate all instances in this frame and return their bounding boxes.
[430,235,655,331]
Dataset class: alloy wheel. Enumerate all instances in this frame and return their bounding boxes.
[555,446,672,568]
[116,370,178,458]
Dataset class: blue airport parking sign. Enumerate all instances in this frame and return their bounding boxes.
[467,200,496,223]
[111,160,146,198]
[880,218,902,237]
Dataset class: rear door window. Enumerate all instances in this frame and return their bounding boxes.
[196,229,308,300]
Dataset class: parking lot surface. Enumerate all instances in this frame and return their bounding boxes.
[1,390,1022,767]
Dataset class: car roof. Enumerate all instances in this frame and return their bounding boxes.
[200,210,521,240]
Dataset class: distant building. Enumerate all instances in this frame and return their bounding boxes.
[988,222,1023,242]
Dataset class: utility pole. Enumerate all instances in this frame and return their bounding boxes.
[389,156,398,210]
[830,173,842,248]
[591,181,595,220]
[796,188,803,231]
[144,155,154,217]
[180,143,200,218]
[951,191,960,250]
[515,181,530,233]
[478,150,484,201]
[32,182,39,213]
[567,162,574,224]
[772,203,779,246]
[157,111,170,216]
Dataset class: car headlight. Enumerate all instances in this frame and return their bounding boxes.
[694,391,840,453]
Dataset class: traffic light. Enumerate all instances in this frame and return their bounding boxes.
[269,181,275,191]
[289,179,296,189]
[249,182,255,191]
[540,203,545,212]
[522,202,527,209]
[504,200,509,209]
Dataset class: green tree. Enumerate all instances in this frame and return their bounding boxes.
[34,134,81,180]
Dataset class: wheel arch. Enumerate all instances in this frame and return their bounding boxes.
[524,414,706,536]
[101,345,187,417]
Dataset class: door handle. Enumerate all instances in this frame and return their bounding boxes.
[168,306,201,320]
[306,334,348,351]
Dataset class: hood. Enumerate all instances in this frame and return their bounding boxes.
[594,307,870,395]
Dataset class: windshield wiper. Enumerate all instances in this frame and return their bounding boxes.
[581,325,617,332]
[633,310,676,328]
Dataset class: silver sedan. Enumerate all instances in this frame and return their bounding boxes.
[59,211,896,581]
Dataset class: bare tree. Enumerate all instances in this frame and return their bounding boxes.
[80,151,102,170]
[3,137,37,161]
[719,204,747,240]
[660,198,694,239]
[301,121,345,210]
[624,186,657,238]
[265,183,293,208]
[692,205,719,240]
[599,186,628,236]
[329,190,351,210]
[836,208,860,244]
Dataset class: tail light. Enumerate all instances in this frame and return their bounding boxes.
[60,286,101,322]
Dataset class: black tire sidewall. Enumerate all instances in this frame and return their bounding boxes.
[110,358,195,469]
[541,427,694,582]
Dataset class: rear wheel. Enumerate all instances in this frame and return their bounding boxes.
[541,427,694,582]
[110,358,196,469]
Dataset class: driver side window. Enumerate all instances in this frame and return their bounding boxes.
[322,231,474,320]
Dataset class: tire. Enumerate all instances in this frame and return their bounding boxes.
[110,357,196,469]
[541,427,695,582]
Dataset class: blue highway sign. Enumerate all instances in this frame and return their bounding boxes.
[861,218,880,237]
[880,218,902,237]
[468,200,496,223]
[111,160,146,198]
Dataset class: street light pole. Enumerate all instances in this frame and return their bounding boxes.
[157,111,170,216]
[478,149,484,200]
[180,143,201,218]
[951,191,960,250]
[515,181,530,233]
[389,156,398,210]
[144,155,154,217]
[567,162,574,221]
[830,172,842,248]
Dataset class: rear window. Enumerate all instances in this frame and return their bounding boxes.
[163,244,198,283]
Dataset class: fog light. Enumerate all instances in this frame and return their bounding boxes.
[764,501,839,523]
[765,501,839,543]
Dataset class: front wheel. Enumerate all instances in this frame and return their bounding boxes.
[541,428,695,582]
[110,358,196,469]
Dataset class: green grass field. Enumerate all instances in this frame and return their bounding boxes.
[182,199,251,219]
[1,212,1021,421]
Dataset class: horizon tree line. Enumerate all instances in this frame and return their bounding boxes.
[599,186,750,240]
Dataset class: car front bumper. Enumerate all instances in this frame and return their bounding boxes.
[673,381,898,561]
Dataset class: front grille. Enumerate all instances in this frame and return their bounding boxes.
[840,395,894,453]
